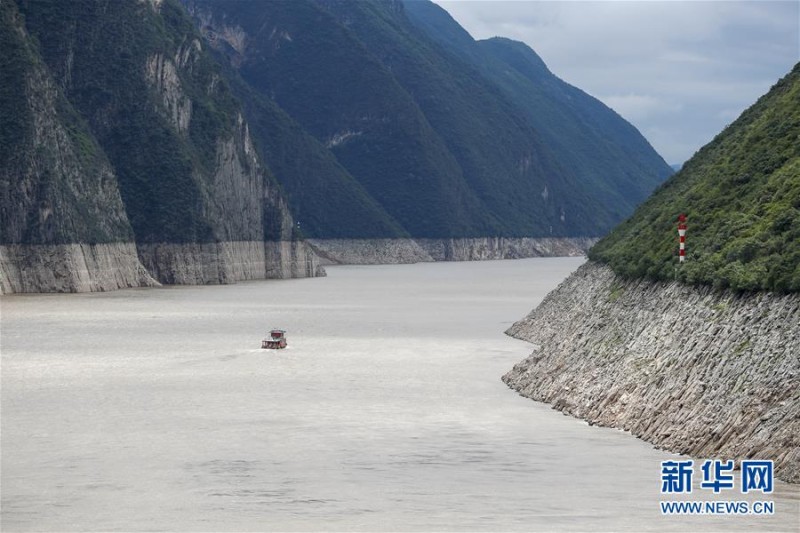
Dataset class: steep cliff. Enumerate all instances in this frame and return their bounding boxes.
[3,0,677,292]
[221,68,408,239]
[2,0,323,293]
[503,66,800,482]
[186,0,490,239]
[0,1,156,292]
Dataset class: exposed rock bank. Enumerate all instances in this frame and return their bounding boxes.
[0,243,158,293]
[137,240,324,284]
[503,261,800,483]
[307,237,596,265]
[307,239,431,265]
[416,237,597,261]
[0,240,324,294]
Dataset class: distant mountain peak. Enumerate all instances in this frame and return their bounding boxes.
[480,36,552,77]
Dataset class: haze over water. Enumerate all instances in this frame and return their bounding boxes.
[2,258,798,531]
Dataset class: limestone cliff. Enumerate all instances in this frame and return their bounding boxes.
[307,239,432,265]
[503,262,799,483]
[0,1,156,293]
[0,244,157,293]
[1,0,324,293]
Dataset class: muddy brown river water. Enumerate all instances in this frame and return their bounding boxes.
[2,258,797,531]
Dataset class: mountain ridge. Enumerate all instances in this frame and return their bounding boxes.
[403,0,672,218]
[186,0,673,239]
[3,0,682,292]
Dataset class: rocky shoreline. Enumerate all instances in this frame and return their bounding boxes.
[1,236,593,293]
[1,236,595,293]
[0,243,158,294]
[308,237,596,264]
[0,240,325,294]
[503,261,800,483]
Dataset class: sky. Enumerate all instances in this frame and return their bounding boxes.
[432,0,799,165]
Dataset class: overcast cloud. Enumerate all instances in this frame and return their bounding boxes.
[433,0,799,164]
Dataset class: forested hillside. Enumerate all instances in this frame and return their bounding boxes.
[185,0,673,239]
[404,0,672,221]
[590,64,800,292]
[0,0,134,247]
[3,0,679,291]
[12,0,291,244]
[1,0,325,293]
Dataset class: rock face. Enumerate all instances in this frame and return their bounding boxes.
[136,240,324,285]
[307,239,432,265]
[1,0,325,294]
[0,244,158,293]
[503,262,800,483]
[416,237,596,261]
[307,237,595,265]
[264,240,326,279]
[0,1,151,294]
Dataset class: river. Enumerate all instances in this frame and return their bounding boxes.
[1,257,797,531]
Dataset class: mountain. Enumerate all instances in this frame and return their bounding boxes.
[504,64,800,484]
[184,0,672,239]
[15,0,279,245]
[1,0,322,293]
[2,0,678,292]
[1,0,133,247]
[225,78,408,239]
[590,63,800,292]
[186,0,496,238]
[403,0,674,221]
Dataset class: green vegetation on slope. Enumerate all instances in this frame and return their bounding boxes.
[477,38,671,209]
[0,1,31,168]
[17,0,265,243]
[7,0,678,247]
[188,0,493,238]
[317,0,601,237]
[221,64,409,239]
[589,64,800,292]
[189,0,672,239]
[1,1,134,245]
[402,0,672,225]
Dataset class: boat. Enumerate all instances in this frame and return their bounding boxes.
[262,329,287,349]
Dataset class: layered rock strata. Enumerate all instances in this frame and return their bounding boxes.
[0,2,326,295]
[136,240,324,285]
[307,237,596,265]
[503,261,800,483]
[0,244,157,293]
[307,239,431,265]
[416,237,596,261]
[0,240,325,294]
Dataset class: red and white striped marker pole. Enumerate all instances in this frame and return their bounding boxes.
[677,214,687,263]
